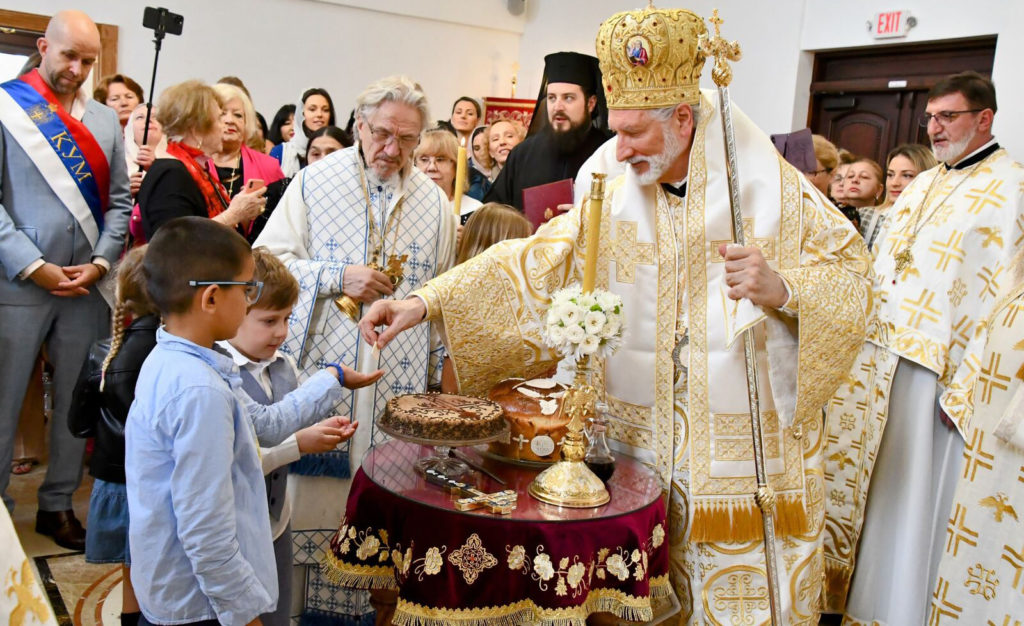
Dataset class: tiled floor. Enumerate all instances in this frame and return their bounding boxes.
[10,464,122,626]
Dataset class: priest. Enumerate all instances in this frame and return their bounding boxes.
[484,51,611,211]
[361,6,870,624]
[822,71,1024,624]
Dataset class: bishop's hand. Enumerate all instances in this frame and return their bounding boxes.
[720,243,788,309]
[343,265,395,303]
[359,297,426,349]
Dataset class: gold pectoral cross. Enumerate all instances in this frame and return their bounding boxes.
[423,468,517,515]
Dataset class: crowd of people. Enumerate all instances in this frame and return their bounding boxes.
[2,6,1022,626]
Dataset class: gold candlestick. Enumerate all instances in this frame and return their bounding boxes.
[527,355,609,507]
[528,173,611,508]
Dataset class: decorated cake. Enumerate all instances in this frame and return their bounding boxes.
[488,378,570,463]
[380,393,506,443]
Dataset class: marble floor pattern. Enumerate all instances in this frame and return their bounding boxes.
[10,465,122,626]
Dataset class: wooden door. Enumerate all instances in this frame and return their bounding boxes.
[809,37,995,165]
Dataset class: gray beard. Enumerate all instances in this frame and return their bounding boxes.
[629,123,683,185]
[932,129,974,164]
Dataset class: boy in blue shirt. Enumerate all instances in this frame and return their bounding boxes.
[126,217,367,626]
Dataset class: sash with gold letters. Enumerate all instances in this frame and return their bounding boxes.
[0,69,109,247]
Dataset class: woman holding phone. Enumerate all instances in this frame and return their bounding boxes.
[207,84,287,241]
[137,80,267,241]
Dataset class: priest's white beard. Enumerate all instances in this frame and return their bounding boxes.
[931,127,975,164]
[628,121,684,185]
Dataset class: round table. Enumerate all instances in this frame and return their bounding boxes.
[323,439,674,626]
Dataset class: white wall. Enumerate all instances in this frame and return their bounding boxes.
[17,0,522,125]
[15,1,1023,155]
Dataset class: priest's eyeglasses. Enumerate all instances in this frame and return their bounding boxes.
[188,280,264,305]
[367,122,420,149]
[918,109,984,127]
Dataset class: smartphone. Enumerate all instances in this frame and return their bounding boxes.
[245,178,266,193]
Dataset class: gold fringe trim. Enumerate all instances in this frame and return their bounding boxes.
[689,492,809,543]
[648,574,673,599]
[320,549,399,591]
[391,583,663,626]
[823,561,852,613]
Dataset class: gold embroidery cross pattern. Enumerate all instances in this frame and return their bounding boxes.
[609,221,655,284]
[711,218,776,262]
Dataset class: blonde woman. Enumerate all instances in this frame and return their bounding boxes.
[862,144,938,250]
[414,128,482,224]
[137,80,266,241]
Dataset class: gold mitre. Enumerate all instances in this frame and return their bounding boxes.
[595,6,707,109]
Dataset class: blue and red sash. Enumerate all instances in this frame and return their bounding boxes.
[0,69,109,229]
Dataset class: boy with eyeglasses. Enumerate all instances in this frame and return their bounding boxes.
[125,217,357,626]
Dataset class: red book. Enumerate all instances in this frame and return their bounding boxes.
[522,178,574,231]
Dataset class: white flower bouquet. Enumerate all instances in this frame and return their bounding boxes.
[543,285,624,361]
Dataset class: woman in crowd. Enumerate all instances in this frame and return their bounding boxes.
[208,83,286,242]
[270,88,336,176]
[806,134,838,196]
[414,128,482,224]
[136,80,266,241]
[488,118,525,180]
[861,144,938,250]
[305,126,350,166]
[843,158,885,240]
[94,74,144,128]
[124,103,168,198]
[268,104,296,149]
[449,96,482,147]
[468,125,493,201]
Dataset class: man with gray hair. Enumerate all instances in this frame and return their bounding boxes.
[257,74,455,464]
[255,75,454,623]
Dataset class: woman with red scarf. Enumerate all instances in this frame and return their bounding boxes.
[137,80,266,241]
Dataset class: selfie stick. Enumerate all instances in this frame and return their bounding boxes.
[139,8,181,171]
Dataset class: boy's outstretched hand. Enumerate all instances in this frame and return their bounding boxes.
[295,416,359,454]
[340,364,385,389]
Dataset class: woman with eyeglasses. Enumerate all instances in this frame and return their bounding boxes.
[414,128,482,224]
[137,80,267,242]
[860,144,938,250]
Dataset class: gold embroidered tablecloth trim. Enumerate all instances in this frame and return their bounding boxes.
[321,549,399,590]
[389,575,672,626]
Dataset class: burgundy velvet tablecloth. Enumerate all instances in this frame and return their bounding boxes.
[323,440,671,625]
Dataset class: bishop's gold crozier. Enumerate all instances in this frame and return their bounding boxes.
[528,173,611,508]
[699,10,783,624]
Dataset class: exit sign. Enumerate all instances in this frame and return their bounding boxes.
[873,10,912,38]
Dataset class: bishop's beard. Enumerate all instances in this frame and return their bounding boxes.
[550,112,593,154]
[629,121,685,185]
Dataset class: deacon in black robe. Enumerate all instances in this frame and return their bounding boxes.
[485,51,612,211]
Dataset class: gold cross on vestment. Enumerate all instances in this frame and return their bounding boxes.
[609,221,655,284]
[711,218,776,262]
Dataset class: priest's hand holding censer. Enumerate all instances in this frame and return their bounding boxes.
[334,254,408,321]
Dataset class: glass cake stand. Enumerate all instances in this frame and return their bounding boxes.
[377,421,510,479]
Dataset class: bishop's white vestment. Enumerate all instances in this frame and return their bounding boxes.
[414,91,871,625]
[822,141,1024,623]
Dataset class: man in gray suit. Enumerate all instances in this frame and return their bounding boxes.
[0,10,131,549]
